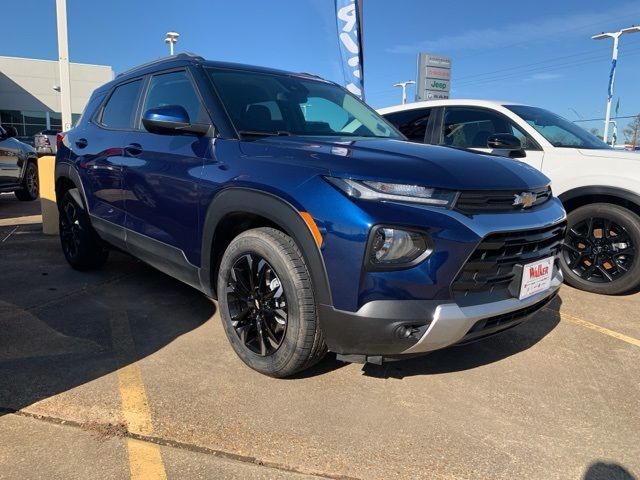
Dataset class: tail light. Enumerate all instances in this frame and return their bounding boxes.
[56,132,66,149]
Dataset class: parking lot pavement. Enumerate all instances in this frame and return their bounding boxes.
[1,196,639,480]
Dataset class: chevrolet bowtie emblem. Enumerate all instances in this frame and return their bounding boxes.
[513,192,537,209]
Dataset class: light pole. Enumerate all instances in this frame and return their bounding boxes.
[165,31,180,55]
[592,25,640,143]
[55,0,72,131]
[393,80,415,105]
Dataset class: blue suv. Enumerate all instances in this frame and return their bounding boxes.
[55,54,566,377]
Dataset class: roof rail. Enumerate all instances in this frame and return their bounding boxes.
[117,53,204,77]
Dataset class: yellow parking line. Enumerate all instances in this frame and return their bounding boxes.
[111,313,167,480]
[555,310,640,348]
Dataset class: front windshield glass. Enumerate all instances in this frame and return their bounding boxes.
[505,105,610,149]
[206,68,402,139]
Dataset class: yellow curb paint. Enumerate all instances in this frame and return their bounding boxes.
[553,310,640,348]
[37,155,59,235]
[127,439,168,480]
[111,313,167,480]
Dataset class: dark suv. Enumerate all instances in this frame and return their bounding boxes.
[0,125,39,201]
[55,54,566,377]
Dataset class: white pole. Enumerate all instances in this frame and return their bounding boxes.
[169,41,174,56]
[603,34,619,143]
[55,0,73,131]
[393,81,415,105]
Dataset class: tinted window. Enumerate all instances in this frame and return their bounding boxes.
[101,80,143,129]
[206,68,402,139]
[441,107,536,149]
[142,71,208,124]
[505,105,610,149]
[383,108,430,141]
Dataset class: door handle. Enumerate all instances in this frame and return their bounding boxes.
[123,143,143,157]
[75,138,88,149]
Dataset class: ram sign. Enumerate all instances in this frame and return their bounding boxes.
[416,53,452,101]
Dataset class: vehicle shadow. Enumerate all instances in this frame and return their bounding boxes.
[0,232,214,417]
[356,296,562,379]
[583,461,637,480]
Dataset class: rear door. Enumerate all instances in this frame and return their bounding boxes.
[122,69,213,271]
[76,78,144,235]
[437,106,544,170]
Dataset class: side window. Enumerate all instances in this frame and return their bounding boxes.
[383,108,430,142]
[142,70,208,125]
[509,124,534,149]
[441,107,536,150]
[100,80,143,129]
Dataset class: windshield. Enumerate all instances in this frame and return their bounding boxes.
[206,68,402,140]
[505,105,610,149]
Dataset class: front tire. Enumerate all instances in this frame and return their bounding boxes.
[58,191,109,271]
[560,203,640,295]
[217,227,326,377]
[15,161,39,201]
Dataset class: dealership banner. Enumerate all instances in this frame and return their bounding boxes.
[335,0,364,99]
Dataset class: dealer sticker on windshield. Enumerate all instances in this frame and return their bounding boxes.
[519,257,554,300]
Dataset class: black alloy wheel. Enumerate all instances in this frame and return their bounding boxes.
[25,163,38,198]
[560,203,640,295]
[563,217,634,283]
[60,196,82,260]
[217,227,326,377]
[15,162,39,201]
[58,191,109,270]
[226,253,288,356]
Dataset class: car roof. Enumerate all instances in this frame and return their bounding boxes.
[96,53,333,94]
[377,99,529,115]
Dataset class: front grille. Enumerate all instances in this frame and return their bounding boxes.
[452,222,566,302]
[455,186,552,214]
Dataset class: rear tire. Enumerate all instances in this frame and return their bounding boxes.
[15,161,39,201]
[217,227,326,377]
[58,191,109,271]
[560,203,640,295]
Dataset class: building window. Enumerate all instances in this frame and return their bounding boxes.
[0,109,81,135]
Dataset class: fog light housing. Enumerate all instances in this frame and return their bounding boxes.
[367,227,432,269]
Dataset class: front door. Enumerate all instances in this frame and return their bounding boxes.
[122,69,213,272]
[438,107,544,171]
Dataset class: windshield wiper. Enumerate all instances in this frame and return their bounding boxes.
[237,130,292,138]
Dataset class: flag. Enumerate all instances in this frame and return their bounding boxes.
[615,97,620,116]
[607,59,616,100]
[335,0,365,100]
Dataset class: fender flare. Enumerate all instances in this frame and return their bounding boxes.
[54,162,89,210]
[558,185,640,212]
[199,188,332,306]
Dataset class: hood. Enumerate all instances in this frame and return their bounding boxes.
[240,136,550,190]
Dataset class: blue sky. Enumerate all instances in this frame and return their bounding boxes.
[3,0,640,135]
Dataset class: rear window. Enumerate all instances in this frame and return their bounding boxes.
[100,79,143,129]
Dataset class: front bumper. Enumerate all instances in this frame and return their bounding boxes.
[319,267,562,357]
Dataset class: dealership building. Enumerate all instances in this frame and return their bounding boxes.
[0,56,113,135]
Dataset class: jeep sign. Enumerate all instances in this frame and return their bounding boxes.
[416,53,452,101]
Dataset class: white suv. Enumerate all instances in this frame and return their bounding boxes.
[379,100,640,295]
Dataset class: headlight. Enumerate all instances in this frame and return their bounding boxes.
[325,177,457,207]
[367,226,432,269]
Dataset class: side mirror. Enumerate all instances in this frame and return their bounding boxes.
[487,133,525,158]
[142,105,209,136]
